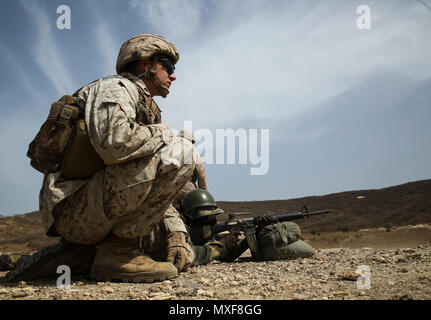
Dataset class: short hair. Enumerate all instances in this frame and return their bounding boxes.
[118,60,141,76]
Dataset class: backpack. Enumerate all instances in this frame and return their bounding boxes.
[27,94,105,179]
[257,221,312,260]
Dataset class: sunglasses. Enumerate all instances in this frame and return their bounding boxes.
[159,58,175,75]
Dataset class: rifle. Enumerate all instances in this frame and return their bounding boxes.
[188,205,331,256]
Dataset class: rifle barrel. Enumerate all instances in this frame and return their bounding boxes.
[254,210,332,224]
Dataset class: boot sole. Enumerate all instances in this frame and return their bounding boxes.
[91,265,178,283]
[5,240,96,282]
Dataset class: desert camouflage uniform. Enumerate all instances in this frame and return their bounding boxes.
[39,75,201,266]
[173,162,208,209]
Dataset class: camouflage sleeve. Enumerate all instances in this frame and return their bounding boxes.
[195,163,208,190]
[80,77,174,165]
[162,205,188,233]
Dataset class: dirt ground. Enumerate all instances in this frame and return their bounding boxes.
[0,223,430,301]
[1,180,430,301]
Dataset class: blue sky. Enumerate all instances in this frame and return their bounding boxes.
[0,0,430,216]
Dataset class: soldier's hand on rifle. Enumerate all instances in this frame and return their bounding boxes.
[256,213,277,234]
[166,232,188,272]
[215,232,240,251]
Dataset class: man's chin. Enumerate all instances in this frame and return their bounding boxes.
[159,85,170,98]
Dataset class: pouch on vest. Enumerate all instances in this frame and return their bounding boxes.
[61,119,105,179]
[257,222,302,260]
[27,95,105,178]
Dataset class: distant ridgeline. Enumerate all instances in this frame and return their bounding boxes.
[1,180,431,245]
[217,179,431,233]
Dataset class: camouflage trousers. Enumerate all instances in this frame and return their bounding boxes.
[53,138,198,246]
[139,207,195,267]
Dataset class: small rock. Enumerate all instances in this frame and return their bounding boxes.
[230,288,240,295]
[395,256,407,263]
[149,292,165,298]
[342,269,360,281]
[199,278,211,286]
[292,294,307,300]
[399,294,414,300]
[158,295,173,300]
[199,290,214,298]
[102,286,115,294]
[358,291,367,296]
[374,256,388,263]
[18,281,26,288]
[0,288,8,294]
[319,280,327,284]
[53,292,62,300]
[12,288,34,298]
[74,281,86,287]
[333,291,348,296]
[240,287,249,294]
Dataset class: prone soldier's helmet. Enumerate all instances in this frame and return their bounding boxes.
[116,33,179,97]
[181,189,224,219]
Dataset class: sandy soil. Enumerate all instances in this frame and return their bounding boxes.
[0,224,430,300]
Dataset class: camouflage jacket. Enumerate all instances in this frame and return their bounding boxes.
[39,75,186,234]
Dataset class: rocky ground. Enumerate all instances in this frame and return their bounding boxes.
[0,225,430,301]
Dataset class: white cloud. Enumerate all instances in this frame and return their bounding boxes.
[0,41,45,104]
[83,1,120,75]
[138,1,431,133]
[19,0,75,95]
[129,0,205,41]
[93,23,118,75]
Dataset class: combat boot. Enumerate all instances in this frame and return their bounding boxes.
[4,239,96,282]
[90,234,178,283]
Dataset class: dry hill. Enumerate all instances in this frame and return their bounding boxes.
[1,179,431,253]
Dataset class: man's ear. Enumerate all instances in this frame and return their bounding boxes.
[137,60,145,70]
[138,59,152,71]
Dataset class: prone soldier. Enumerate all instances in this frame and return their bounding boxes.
[179,189,317,266]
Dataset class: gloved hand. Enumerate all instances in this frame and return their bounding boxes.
[166,232,188,272]
[215,232,240,251]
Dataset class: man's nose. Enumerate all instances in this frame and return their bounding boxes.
[169,73,176,81]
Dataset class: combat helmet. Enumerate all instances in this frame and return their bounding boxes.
[181,189,224,219]
[116,33,179,97]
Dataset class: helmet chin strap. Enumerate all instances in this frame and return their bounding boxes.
[149,55,170,98]
[135,56,171,98]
